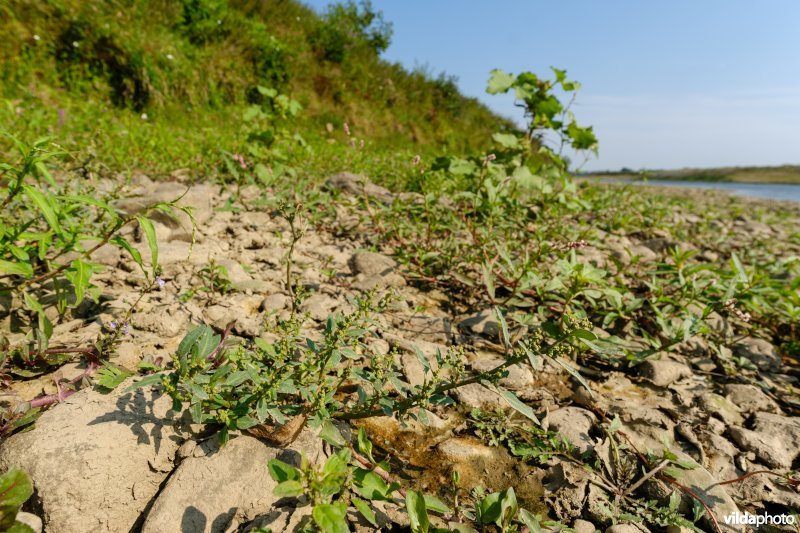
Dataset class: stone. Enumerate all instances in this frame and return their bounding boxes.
[605,524,649,533]
[348,251,397,276]
[0,380,192,533]
[142,429,325,533]
[326,172,394,204]
[723,384,780,414]
[573,519,597,533]
[391,315,452,344]
[260,293,290,312]
[696,392,744,426]
[471,356,534,391]
[452,382,504,410]
[352,272,406,291]
[131,306,189,338]
[458,309,501,339]
[636,359,692,387]
[546,406,597,455]
[728,412,800,469]
[732,337,781,372]
[302,293,339,322]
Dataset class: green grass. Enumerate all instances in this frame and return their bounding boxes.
[584,165,800,184]
[0,0,515,178]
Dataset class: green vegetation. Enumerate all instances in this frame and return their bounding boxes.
[586,164,800,184]
[1,1,799,532]
[1,0,513,176]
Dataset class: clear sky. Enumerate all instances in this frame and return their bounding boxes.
[301,1,800,171]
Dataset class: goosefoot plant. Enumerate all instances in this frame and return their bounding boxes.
[259,424,565,533]
[130,301,599,445]
[0,133,194,434]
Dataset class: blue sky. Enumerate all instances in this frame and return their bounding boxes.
[302,1,800,171]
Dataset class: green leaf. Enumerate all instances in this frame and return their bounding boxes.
[61,195,121,222]
[125,373,164,391]
[65,260,91,303]
[405,490,429,533]
[312,502,348,533]
[267,459,300,482]
[357,427,375,463]
[273,480,303,497]
[22,185,61,235]
[0,260,32,278]
[545,355,593,398]
[352,497,377,526]
[423,494,451,515]
[110,236,144,274]
[355,470,396,501]
[494,307,510,350]
[487,69,515,94]
[477,491,502,525]
[319,420,345,447]
[491,132,521,149]
[0,467,33,529]
[499,487,518,527]
[95,363,134,391]
[483,382,540,425]
[322,448,351,479]
[136,216,158,277]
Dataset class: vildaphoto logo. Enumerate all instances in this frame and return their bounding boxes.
[723,511,796,527]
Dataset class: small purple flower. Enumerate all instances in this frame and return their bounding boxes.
[122,322,131,335]
[109,321,118,331]
[156,276,166,290]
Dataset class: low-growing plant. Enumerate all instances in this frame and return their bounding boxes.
[0,467,34,532]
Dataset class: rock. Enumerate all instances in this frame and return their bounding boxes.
[326,172,394,204]
[392,315,453,344]
[458,309,501,339]
[641,237,676,253]
[142,429,325,533]
[15,512,43,533]
[216,259,253,285]
[723,384,780,414]
[636,359,692,387]
[732,337,781,372]
[609,243,657,264]
[260,293,290,312]
[131,305,189,338]
[302,293,339,322]
[573,519,597,533]
[471,356,533,391]
[437,437,498,462]
[696,392,744,426]
[452,382,504,410]
[0,380,192,533]
[546,407,596,455]
[349,251,397,276]
[728,412,800,469]
[352,272,406,291]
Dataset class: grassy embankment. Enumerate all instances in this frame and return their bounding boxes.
[585,165,800,184]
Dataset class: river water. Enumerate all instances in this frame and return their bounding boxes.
[597,179,800,203]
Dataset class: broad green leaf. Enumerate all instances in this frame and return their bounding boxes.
[352,497,377,526]
[312,502,348,533]
[322,448,350,479]
[491,132,521,149]
[477,491,502,525]
[499,487,518,527]
[267,459,300,482]
[136,216,158,277]
[0,260,32,278]
[357,427,375,463]
[319,420,345,447]
[405,490,429,533]
[486,69,515,94]
[273,480,303,497]
[65,260,91,303]
[0,467,33,529]
[355,470,396,501]
[423,494,451,514]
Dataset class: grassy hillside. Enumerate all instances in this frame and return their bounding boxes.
[0,0,515,177]
[585,165,800,184]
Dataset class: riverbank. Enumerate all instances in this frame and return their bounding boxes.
[585,164,800,184]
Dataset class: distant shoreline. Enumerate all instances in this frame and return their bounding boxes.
[581,164,800,184]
